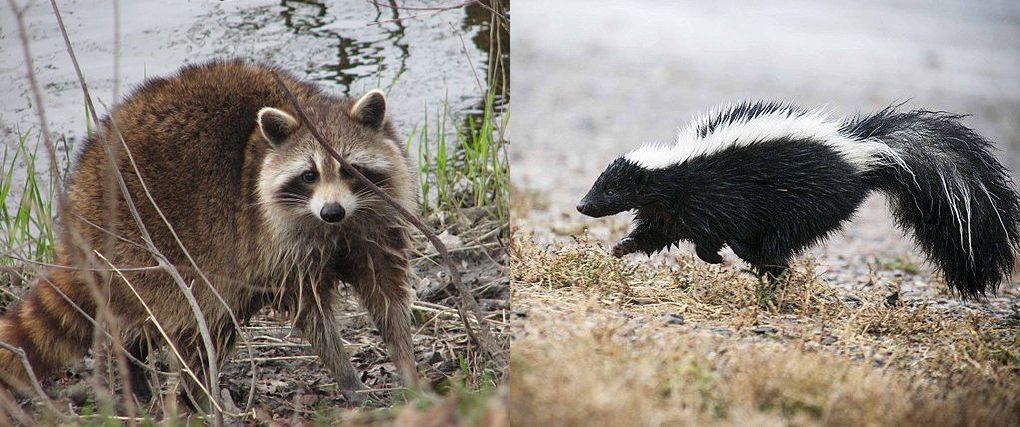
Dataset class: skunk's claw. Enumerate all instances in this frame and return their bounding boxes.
[612,237,639,257]
[695,244,724,264]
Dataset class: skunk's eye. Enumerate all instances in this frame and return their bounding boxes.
[606,189,617,197]
[301,170,318,183]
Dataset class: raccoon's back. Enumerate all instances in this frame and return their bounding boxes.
[68,60,317,266]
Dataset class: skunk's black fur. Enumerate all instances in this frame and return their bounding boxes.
[577,102,1020,297]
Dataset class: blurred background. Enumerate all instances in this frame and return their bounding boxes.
[513,0,1020,298]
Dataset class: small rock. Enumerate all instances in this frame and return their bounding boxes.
[425,213,441,228]
[460,207,487,224]
[666,314,685,325]
[426,351,443,365]
[711,327,732,336]
[751,326,778,335]
[821,336,838,345]
[61,382,90,406]
[297,393,318,407]
[885,291,901,307]
[438,231,463,250]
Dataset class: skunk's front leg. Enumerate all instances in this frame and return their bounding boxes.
[612,236,641,257]
[612,220,676,257]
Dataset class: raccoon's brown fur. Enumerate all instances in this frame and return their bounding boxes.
[0,59,418,406]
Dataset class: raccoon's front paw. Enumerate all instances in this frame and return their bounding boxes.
[339,377,369,406]
[612,237,639,257]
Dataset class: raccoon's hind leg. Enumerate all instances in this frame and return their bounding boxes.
[125,335,154,406]
[0,270,94,394]
[338,229,417,390]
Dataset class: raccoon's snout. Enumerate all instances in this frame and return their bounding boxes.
[319,203,346,223]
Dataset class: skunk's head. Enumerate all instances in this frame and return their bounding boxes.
[577,157,651,218]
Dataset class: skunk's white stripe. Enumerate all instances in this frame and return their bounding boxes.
[624,106,902,173]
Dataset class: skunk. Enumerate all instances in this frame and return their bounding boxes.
[577,101,1020,297]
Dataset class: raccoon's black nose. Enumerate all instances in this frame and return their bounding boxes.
[320,203,346,223]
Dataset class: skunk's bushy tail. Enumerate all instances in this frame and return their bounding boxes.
[844,107,1020,297]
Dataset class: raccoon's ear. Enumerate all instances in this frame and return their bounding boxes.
[351,89,387,130]
[257,107,299,147]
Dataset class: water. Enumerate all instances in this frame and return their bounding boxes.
[0,0,506,153]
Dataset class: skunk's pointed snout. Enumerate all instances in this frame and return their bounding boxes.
[577,198,609,218]
[576,201,589,215]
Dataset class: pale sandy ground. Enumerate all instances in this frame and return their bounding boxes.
[512,0,1020,305]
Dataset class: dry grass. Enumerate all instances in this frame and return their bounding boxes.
[510,230,1020,426]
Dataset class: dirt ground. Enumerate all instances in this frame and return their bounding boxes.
[0,212,508,423]
[510,1,1019,425]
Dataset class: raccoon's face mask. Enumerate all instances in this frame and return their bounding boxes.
[255,90,406,231]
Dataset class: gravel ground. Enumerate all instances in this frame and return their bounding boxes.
[512,0,1020,308]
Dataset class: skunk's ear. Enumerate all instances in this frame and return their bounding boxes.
[351,89,387,130]
[257,107,299,147]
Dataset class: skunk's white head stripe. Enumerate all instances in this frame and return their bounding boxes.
[624,102,903,172]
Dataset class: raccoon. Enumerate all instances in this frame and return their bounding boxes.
[0,60,418,406]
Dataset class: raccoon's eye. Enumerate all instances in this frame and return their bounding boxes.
[301,170,318,183]
[342,164,388,185]
[340,165,354,179]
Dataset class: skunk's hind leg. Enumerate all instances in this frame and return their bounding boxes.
[729,240,790,282]
[694,239,724,264]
